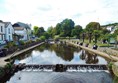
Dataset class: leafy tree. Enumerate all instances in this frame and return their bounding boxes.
[33,26,39,37]
[61,18,75,37]
[93,30,101,44]
[85,22,100,43]
[114,28,118,35]
[71,25,83,39]
[101,28,110,35]
[38,27,45,36]
[40,36,46,41]
[43,32,50,39]
[55,23,62,35]
[47,26,54,38]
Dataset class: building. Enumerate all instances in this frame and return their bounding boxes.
[13,22,31,41]
[0,20,5,44]
[0,20,15,44]
[4,22,14,41]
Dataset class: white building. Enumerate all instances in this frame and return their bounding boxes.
[13,22,31,41]
[0,20,15,44]
[4,22,14,41]
[0,21,5,44]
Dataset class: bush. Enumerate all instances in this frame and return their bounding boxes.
[36,38,41,42]
[108,62,113,69]
[40,36,46,41]
[4,41,17,48]
[19,40,25,45]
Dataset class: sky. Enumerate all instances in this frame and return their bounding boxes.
[0,0,118,30]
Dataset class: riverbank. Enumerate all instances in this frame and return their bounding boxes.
[64,40,118,62]
[0,42,44,67]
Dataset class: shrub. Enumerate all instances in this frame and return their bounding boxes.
[40,36,46,41]
[36,38,41,42]
[19,40,25,45]
[4,41,17,48]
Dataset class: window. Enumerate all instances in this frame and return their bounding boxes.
[1,35,4,40]
[8,28,10,34]
[9,35,10,41]
[1,26,3,32]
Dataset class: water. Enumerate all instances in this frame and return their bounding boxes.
[14,43,107,65]
[6,43,113,83]
[7,71,112,83]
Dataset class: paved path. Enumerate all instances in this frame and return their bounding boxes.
[0,42,44,67]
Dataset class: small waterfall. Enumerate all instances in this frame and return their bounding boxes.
[17,64,108,72]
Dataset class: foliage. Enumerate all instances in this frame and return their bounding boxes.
[101,28,110,35]
[33,26,45,37]
[40,36,46,41]
[61,18,75,37]
[114,29,118,36]
[47,26,54,37]
[19,40,25,45]
[71,25,83,38]
[85,22,101,32]
[38,27,45,36]
[33,26,39,37]
[43,32,50,39]
[4,41,16,48]
[36,38,41,42]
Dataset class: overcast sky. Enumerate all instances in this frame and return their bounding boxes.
[0,0,118,30]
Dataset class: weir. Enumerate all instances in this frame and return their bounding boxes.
[16,64,108,72]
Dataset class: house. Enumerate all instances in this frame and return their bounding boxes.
[0,20,5,44]
[13,22,32,41]
[101,23,118,34]
[0,20,15,44]
[4,22,14,41]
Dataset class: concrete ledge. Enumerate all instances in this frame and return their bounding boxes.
[66,41,118,62]
[0,42,44,67]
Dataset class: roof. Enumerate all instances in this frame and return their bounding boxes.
[0,21,12,28]
[4,22,11,28]
[14,27,24,30]
[13,22,31,29]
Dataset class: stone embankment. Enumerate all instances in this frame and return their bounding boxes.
[65,40,118,61]
[64,40,118,77]
[0,42,44,67]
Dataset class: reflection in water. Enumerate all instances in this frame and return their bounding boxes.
[6,43,113,83]
[80,50,99,64]
[7,71,113,83]
[16,43,107,65]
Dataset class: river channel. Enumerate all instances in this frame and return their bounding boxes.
[6,43,113,83]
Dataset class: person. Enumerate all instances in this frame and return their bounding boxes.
[85,43,89,47]
[93,44,98,50]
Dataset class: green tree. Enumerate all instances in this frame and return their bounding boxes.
[43,32,50,39]
[33,26,39,37]
[55,23,62,35]
[47,26,54,38]
[85,22,100,43]
[71,25,83,39]
[38,27,45,37]
[61,18,75,37]
[93,30,101,44]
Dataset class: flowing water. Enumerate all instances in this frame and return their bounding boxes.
[6,43,113,83]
